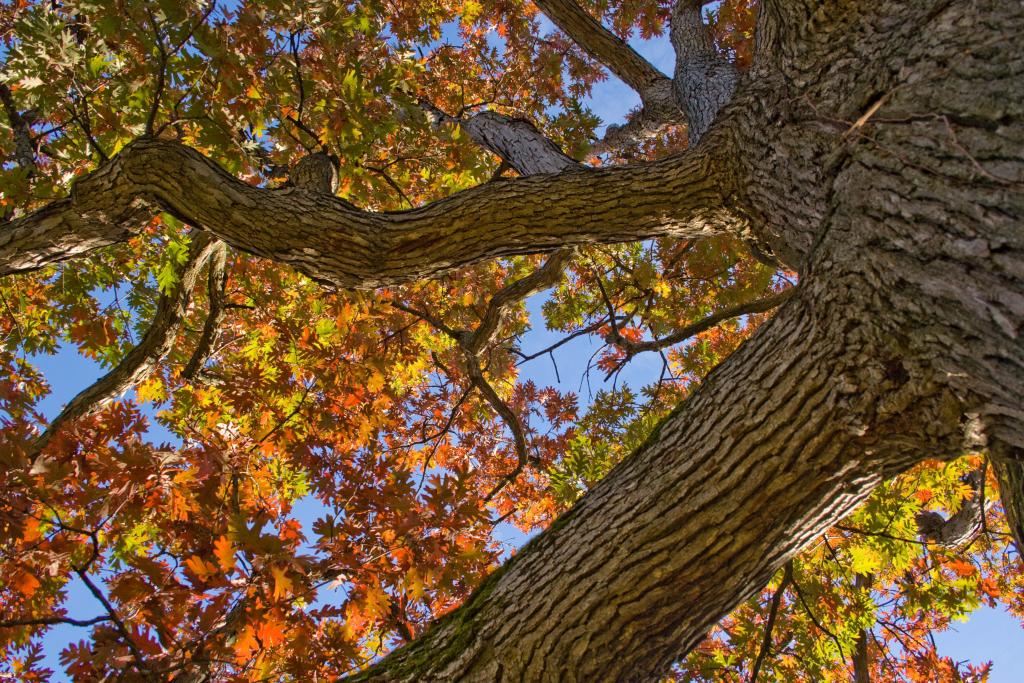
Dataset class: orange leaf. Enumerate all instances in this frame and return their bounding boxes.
[15,571,40,598]
[271,565,293,600]
[233,623,259,663]
[214,535,236,574]
[185,555,217,582]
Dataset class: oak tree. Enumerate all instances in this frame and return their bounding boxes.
[0,0,1022,680]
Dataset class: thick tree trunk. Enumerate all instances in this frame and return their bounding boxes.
[1,0,1021,680]
[350,0,1023,679]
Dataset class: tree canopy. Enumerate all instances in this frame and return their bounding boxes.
[0,0,1021,681]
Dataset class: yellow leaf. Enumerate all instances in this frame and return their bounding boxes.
[362,584,390,621]
[185,555,217,582]
[849,546,881,575]
[366,370,385,393]
[271,565,293,600]
[135,377,166,403]
[406,569,425,601]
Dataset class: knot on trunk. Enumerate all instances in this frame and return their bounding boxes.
[288,152,339,194]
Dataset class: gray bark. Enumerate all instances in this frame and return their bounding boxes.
[533,0,685,151]
[670,0,739,145]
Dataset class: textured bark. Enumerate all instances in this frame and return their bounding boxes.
[0,137,741,287]
[348,0,1023,679]
[533,0,667,97]
[532,0,685,152]
[670,0,738,145]
[992,446,1024,554]
[181,239,229,381]
[852,574,872,683]
[422,103,579,175]
[0,81,35,171]
[0,0,1022,680]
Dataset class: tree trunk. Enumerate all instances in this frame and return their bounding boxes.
[350,0,1024,679]
[1,0,1020,680]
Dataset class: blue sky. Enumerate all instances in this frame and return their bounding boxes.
[11,11,1024,683]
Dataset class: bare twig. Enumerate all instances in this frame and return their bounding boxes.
[0,614,111,629]
[749,561,792,683]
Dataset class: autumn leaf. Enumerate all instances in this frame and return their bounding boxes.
[14,571,41,598]
[214,535,236,574]
[271,565,293,601]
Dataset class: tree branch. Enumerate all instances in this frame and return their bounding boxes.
[532,0,684,150]
[422,102,579,175]
[0,137,743,285]
[182,239,229,381]
[350,280,973,681]
[852,572,873,683]
[670,0,739,145]
[466,249,572,354]
[533,0,669,98]
[749,561,792,683]
[604,288,794,366]
[30,232,220,465]
[991,443,1024,555]
[0,81,36,171]
[0,614,111,629]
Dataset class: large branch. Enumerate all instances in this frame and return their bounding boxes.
[422,103,578,176]
[0,137,742,287]
[533,0,668,97]
[181,239,229,381]
[670,0,739,145]
[532,0,684,151]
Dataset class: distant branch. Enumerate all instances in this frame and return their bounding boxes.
[0,81,36,170]
[0,614,111,629]
[30,232,220,466]
[749,561,792,683]
[182,239,229,381]
[603,288,794,371]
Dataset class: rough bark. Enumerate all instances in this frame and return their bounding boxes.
[0,81,36,171]
[533,0,668,99]
[532,0,684,152]
[852,574,872,683]
[0,137,742,287]
[181,239,229,381]
[349,0,1023,679]
[670,0,738,145]
[0,0,1022,680]
[421,102,579,175]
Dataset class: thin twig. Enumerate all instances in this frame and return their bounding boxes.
[749,562,792,683]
